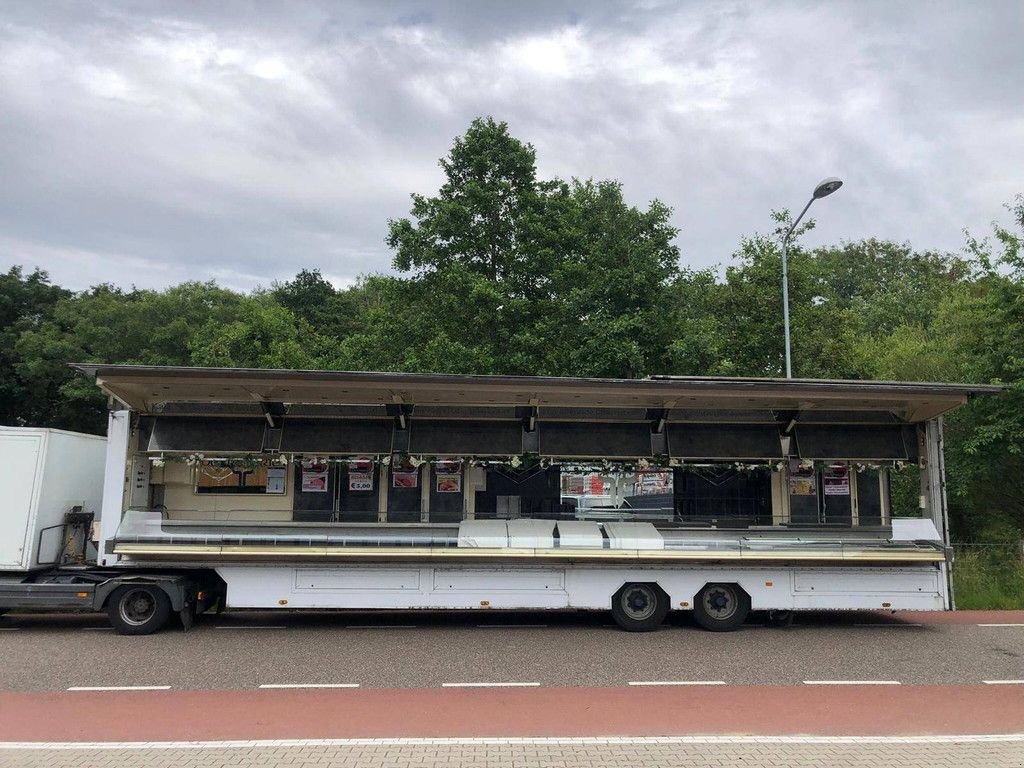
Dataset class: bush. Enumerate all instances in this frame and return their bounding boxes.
[953,546,1024,609]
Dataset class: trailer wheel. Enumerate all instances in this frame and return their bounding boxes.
[107,585,172,636]
[611,582,669,632]
[693,583,750,632]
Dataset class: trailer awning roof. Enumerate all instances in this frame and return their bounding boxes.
[73,364,1001,423]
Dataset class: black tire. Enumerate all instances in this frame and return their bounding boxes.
[611,582,669,632]
[693,583,750,632]
[106,584,172,636]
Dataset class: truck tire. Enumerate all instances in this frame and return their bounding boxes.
[611,582,669,632]
[693,583,750,632]
[107,584,172,636]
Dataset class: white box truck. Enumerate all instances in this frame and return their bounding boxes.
[0,427,106,570]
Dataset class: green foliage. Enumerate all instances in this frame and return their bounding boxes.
[953,546,1024,610]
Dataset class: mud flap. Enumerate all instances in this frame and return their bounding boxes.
[179,605,194,632]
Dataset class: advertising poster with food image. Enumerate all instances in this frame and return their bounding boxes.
[301,466,329,493]
[435,472,462,493]
[392,469,419,488]
[788,460,817,496]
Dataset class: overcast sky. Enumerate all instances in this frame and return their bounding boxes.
[1,1,1022,292]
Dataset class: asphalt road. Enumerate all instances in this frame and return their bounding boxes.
[2,609,1023,691]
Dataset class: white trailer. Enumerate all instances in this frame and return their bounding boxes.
[0,427,105,570]
[0,366,1002,635]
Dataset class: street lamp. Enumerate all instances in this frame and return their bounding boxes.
[780,176,843,378]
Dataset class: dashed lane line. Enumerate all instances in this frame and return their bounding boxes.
[67,686,172,691]
[802,684,901,688]
[977,623,1024,627]
[983,680,1024,685]
[628,681,726,686]
[258,683,360,689]
[442,682,541,688]
[215,625,288,630]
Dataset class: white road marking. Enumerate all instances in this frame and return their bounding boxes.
[0,627,21,631]
[346,625,418,629]
[477,624,548,628]
[5,735,1024,750]
[67,686,171,691]
[853,623,922,628]
[983,680,1024,685]
[258,683,360,689]
[442,682,541,688]
[215,625,287,630]
[628,680,726,686]
[977,623,1024,627]
[802,684,901,688]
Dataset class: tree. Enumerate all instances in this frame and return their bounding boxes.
[271,269,375,343]
[15,282,244,432]
[380,118,682,378]
[189,294,328,369]
[0,267,69,426]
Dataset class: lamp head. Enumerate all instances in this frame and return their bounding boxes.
[813,177,843,199]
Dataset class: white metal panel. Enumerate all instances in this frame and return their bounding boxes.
[33,430,106,567]
[891,518,942,542]
[0,431,44,569]
[458,520,508,548]
[794,568,940,594]
[507,519,555,548]
[99,411,131,566]
[295,568,420,590]
[433,568,563,591]
[603,522,664,550]
[556,520,604,548]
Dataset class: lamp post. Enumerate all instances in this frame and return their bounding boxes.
[780,177,843,378]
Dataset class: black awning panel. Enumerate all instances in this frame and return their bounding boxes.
[795,424,916,460]
[667,424,783,460]
[539,421,652,458]
[409,420,522,456]
[148,417,266,453]
[280,418,393,455]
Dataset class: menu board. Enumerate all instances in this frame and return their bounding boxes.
[349,471,374,492]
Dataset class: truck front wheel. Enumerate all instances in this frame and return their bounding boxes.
[107,585,172,635]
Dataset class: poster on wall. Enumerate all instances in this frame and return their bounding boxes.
[392,469,419,489]
[349,471,374,492]
[301,467,329,493]
[266,466,287,495]
[823,465,851,496]
[435,472,462,493]
[788,460,817,496]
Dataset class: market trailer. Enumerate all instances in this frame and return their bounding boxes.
[2,365,999,634]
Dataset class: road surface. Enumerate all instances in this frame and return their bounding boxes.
[1,608,1023,766]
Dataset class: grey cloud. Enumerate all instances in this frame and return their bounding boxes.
[0,0,1022,292]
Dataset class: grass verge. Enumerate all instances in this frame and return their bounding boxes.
[953,546,1024,609]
